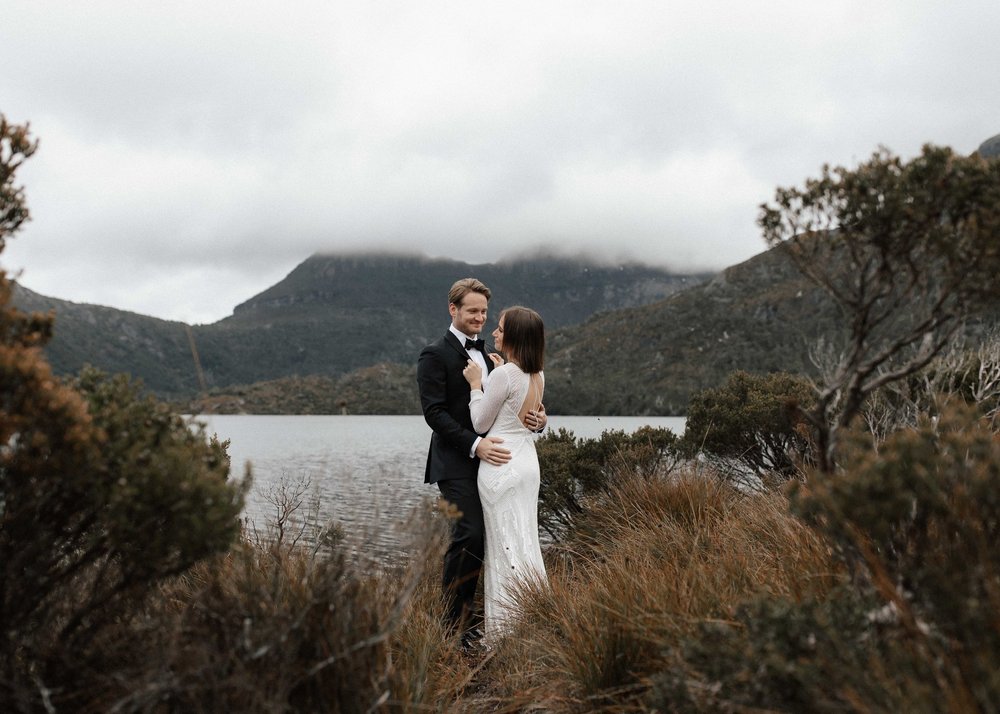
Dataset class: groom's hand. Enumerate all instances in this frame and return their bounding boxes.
[524,403,547,432]
[476,436,511,465]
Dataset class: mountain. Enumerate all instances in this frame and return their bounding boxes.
[12,284,203,396]
[979,133,1000,160]
[171,245,840,416]
[542,245,838,415]
[14,252,707,399]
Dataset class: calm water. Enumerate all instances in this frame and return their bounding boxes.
[194,414,685,557]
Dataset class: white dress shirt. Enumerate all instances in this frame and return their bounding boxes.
[449,324,490,389]
[450,324,490,456]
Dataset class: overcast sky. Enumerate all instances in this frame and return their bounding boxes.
[2,1,998,325]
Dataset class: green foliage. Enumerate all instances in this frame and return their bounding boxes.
[788,401,1000,709]
[1,116,244,711]
[176,362,420,415]
[760,145,1000,470]
[683,370,815,481]
[535,425,680,540]
[796,403,1000,641]
[649,587,901,713]
[0,115,37,249]
[646,402,1000,711]
[74,368,244,578]
[1,365,245,708]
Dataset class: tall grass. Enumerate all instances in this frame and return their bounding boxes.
[67,491,463,713]
[78,464,833,712]
[462,469,839,712]
[24,440,996,712]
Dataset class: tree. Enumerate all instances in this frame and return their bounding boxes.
[0,115,244,710]
[758,145,1000,472]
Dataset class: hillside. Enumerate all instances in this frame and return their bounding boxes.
[173,245,844,415]
[12,284,203,396]
[14,252,706,399]
[543,245,838,414]
[177,362,418,415]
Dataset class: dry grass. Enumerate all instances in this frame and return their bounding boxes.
[32,467,839,712]
[447,468,840,712]
[75,494,459,713]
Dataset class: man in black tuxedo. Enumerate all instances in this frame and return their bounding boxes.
[416,278,517,647]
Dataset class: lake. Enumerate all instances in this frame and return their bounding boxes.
[194,414,686,557]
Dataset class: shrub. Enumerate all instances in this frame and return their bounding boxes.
[651,402,1000,712]
[0,365,245,709]
[862,329,1000,441]
[535,425,680,540]
[792,401,1000,706]
[73,492,461,714]
[649,404,1000,712]
[648,586,900,713]
[1,116,244,711]
[683,370,815,482]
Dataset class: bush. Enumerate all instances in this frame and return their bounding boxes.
[792,402,1000,706]
[683,370,815,482]
[60,490,460,714]
[535,425,680,540]
[861,330,1000,441]
[648,402,1000,712]
[649,586,900,713]
[0,365,245,709]
[1,116,244,711]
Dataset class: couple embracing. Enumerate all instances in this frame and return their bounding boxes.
[417,278,548,650]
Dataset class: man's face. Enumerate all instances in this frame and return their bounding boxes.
[450,292,488,337]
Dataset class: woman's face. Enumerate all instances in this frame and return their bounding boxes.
[492,315,505,352]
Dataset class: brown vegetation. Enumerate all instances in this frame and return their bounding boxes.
[7,116,1000,711]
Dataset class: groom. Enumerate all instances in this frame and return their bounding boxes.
[417,278,545,648]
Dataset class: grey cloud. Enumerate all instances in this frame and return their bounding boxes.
[2,0,1000,324]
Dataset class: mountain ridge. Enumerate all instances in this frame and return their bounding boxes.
[13,251,709,402]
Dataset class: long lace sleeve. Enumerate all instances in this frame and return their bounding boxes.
[469,365,511,434]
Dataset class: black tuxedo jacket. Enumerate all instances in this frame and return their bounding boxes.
[417,331,495,484]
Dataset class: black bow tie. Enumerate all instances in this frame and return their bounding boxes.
[464,338,485,351]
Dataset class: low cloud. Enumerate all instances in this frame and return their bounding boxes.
[2,0,998,324]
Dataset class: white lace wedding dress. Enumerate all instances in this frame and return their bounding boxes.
[469,362,548,642]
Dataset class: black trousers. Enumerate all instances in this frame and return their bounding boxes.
[436,477,485,637]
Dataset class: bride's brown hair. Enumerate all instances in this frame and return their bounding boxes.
[499,306,544,374]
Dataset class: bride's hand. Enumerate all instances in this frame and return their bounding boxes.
[462,359,483,389]
[488,353,505,368]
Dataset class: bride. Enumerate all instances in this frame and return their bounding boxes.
[462,305,548,643]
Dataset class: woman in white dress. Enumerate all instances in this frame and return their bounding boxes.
[462,305,548,643]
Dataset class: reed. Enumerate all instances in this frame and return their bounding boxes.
[455,468,839,711]
[24,438,998,712]
[75,493,455,713]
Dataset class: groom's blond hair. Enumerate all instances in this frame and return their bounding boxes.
[448,278,491,307]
